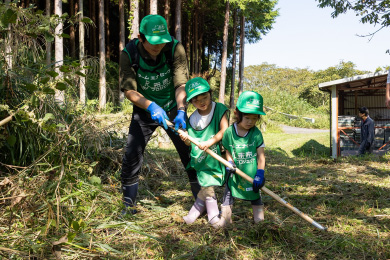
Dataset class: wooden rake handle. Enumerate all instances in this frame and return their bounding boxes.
[167,120,327,231]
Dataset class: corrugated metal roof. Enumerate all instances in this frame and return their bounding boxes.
[318,71,388,90]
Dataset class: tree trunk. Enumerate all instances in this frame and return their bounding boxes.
[105,0,110,59]
[79,0,86,104]
[186,18,191,72]
[219,0,229,104]
[175,0,182,41]
[69,0,76,58]
[54,0,64,105]
[150,0,157,14]
[99,0,106,109]
[164,0,170,27]
[193,0,198,74]
[230,9,237,108]
[130,0,139,39]
[119,0,125,103]
[91,1,97,56]
[45,0,51,66]
[238,13,245,96]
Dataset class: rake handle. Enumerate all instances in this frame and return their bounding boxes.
[169,120,327,231]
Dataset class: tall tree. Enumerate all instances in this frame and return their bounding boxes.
[105,0,110,59]
[90,0,97,56]
[54,0,64,104]
[130,0,140,40]
[45,0,51,66]
[119,0,125,102]
[218,0,230,104]
[230,9,238,108]
[150,0,157,14]
[69,0,76,58]
[238,13,245,95]
[193,0,199,74]
[164,0,170,27]
[79,0,86,104]
[175,0,182,41]
[98,0,106,109]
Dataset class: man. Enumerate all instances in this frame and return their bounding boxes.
[357,107,375,155]
[119,15,200,213]
[386,68,390,108]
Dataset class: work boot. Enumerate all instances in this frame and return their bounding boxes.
[183,198,206,224]
[214,204,233,228]
[252,204,264,223]
[205,197,221,227]
[122,183,138,215]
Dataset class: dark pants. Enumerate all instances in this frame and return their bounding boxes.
[121,106,198,187]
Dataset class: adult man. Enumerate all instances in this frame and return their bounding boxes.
[357,107,375,155]
[385,68,390,108]
[119,15,200,213]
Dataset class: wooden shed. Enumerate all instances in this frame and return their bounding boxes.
[318,71,390,158]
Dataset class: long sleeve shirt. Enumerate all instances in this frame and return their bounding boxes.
[358,116,375,154]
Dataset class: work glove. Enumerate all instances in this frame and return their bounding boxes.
[253,169,265,193]
[173,110,186,131]
[225,160,236,175]
[147,102,168,130]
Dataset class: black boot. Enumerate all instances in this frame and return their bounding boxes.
[122,183,138,214]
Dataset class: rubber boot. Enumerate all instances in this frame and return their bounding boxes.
[183,198,206,224]
[205,197,221,227]
[122,183,138,215]
[214,205,233,228]
[252,204,265,223]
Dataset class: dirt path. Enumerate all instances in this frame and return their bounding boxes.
[280,124,328,134]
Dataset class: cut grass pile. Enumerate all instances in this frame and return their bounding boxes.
[1,127,389,259]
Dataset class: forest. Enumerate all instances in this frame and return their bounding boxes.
[1,0,390,259]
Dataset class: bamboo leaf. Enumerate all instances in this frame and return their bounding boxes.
[55,82,67,91]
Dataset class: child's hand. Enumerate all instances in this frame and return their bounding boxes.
[253,169,265,193]
[179,131,189,142]
[226,160,236,174]
[198,139,214,151]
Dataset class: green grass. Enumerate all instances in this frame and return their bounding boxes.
[1,122,390,259]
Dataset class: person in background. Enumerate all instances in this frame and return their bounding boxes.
[385,68,390,108]
[357,107,375,155]
[119,15,200,214]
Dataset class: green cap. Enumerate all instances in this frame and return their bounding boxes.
[236,91,266,115]
[140,15,172,45]
[185,77,211,102]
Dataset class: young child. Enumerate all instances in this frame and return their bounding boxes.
[219,91,266,226]
[179,77,229,227]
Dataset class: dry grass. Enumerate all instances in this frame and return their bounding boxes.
[1,126,390,259]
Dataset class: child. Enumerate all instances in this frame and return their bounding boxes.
[179,77,229,227]
[219,91,266,226]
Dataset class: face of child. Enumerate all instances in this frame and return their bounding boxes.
[191,92,211,112]
[238,114,260,130]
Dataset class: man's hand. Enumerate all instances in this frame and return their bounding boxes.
[146,102,168,129]
[173,110,186,130]
[253,169,265,193]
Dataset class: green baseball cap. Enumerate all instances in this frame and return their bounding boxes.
[185,77,211,102]
[140,15,172,45]
[236,91,266,115]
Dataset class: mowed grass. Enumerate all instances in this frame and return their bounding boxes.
[1,131,390,259]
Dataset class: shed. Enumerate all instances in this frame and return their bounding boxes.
[318,71,390,158]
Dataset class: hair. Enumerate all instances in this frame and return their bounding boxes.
[234,108,260,124]
[139,33,147,42]
[358,107,369,116]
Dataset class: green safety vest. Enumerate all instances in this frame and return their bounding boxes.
[222,125,264,200]
[123,39,178,111]
[187,102,229,187]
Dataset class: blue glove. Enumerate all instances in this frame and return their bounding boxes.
[146,102,168,129]
[226,160,236,174]
[173,110,186,130]
[253,169,265,193]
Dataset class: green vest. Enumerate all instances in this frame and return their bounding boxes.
[123,39,178,111]
[222,124,264,200]
[187,102,228,187]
